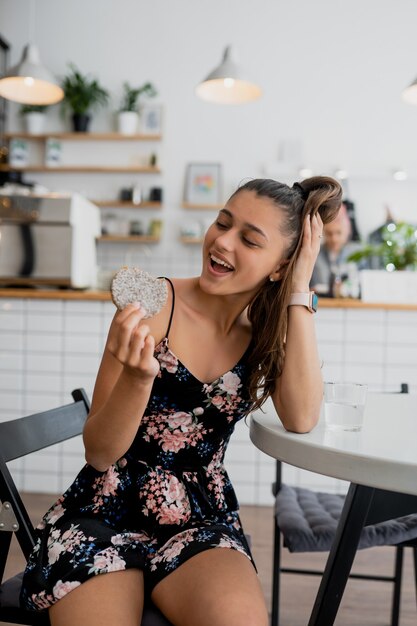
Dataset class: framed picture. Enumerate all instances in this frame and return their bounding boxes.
[184,163,222,206]
[140,104,163,135]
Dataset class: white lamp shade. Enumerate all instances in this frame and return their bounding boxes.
[402,77,417,105]
[0,44,64,105]
[196,46,262,104]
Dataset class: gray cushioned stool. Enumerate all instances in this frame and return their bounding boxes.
[271,465,417,626]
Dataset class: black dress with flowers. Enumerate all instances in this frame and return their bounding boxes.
[21,279,255,610]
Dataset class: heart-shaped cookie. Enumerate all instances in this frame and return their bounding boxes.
[110,267,168,318]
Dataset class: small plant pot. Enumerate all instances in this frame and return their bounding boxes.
[23,112,46,135]
[72,113,91,132]
[117,111,139,135]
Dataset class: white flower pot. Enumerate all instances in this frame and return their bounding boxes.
[117,111,138,135]
[359,269,417,303]
[23,112,46,135]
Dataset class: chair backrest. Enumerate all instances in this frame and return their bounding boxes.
[0,389,90,577]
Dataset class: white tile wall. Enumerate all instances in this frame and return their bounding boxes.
[1,298,417,505]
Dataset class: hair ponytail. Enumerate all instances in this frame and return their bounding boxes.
[231,176,342,411]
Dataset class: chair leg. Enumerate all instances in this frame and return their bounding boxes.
[271,515,282,626]
[390,546,404,626]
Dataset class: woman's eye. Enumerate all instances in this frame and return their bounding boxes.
[243,237,258,247]
[215,221,228,229]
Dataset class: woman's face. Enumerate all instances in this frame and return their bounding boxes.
[200,190,290,298]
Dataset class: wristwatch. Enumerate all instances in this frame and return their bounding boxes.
[288,291,318,314]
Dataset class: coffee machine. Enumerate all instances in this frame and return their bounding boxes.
[0,192,101,288]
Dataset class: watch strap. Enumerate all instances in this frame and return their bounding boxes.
[288,291,318,313]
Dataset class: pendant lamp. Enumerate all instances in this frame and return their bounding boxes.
[196,46,262,104]
[402,77,417,105]
[0,44,63,105]
[0,0,63,105]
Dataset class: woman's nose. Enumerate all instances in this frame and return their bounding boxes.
[215,229,235,250]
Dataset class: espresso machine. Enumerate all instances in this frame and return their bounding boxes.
[0,192,101,288]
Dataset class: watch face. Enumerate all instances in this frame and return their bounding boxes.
[312,293,318,312]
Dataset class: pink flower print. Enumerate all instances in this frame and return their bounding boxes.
[52,579,81,600]
[156,475,191,524]
[160,429,188,453]
[165,474,184,503]
[167,411,193,430]
[111,532,149,546]
[157,503,188,525]
[161,540,185,562]
[193,407,204,416]
[101,466,121,497]
[90,547,126,574]
[158,349,178,374]
[211,395,224,408]
[45,500,65,526]
[31,590,55,610]
[47,541,66,565]
[218,371,241,396]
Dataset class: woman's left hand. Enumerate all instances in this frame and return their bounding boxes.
[292,213,323,292]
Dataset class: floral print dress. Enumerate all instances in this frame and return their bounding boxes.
[21,279,255,611]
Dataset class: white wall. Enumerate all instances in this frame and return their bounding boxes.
[2,0,417,239]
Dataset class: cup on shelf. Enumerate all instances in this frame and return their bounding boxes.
[324,382,368,432]
[129,220,145,236]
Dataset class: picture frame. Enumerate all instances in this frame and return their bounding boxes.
[184,162,222,206]
[140,104,163,135]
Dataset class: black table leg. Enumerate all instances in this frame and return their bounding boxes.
[308,483,375,626]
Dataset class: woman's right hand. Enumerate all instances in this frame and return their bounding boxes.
[107,303,160,383]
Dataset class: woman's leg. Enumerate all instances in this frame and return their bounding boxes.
[49,569,144,626]
[151,548,269,626]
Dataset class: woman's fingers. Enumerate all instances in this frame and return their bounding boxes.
[108,303,148,360]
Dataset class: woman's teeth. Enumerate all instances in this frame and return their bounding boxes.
[210,254,234,271]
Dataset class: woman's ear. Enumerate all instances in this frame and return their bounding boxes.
[269,259,290,282]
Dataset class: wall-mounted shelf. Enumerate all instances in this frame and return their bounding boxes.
[93,200,162,209]
[182,202,223,210]
[180,236,203,244]
[98,235,160,243]
[5,132,162,141]
[0,165,160,173]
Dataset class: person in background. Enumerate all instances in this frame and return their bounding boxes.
[21,176,341,626]
[310,201,362,296]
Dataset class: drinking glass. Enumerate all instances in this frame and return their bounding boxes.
[324,382,368,431]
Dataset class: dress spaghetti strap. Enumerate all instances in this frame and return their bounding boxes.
[158,277,175,338]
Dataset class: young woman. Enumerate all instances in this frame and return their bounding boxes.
[21,176,342,626]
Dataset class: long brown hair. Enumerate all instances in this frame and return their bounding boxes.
[230,176,342,412]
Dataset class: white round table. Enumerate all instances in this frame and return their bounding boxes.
[249,392,417,625]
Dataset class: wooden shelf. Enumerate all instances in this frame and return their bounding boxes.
[0,165,161,173]
[92,200,162,208]
[180,236,203,244]
[5,132,162,141]
[182,202,223,210]
[98,235,160,243]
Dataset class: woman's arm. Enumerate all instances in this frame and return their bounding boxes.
[271,213,324,433]
[83,303,162,471]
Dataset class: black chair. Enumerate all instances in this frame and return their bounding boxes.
[271,384,417,626]
[0,389,172,626]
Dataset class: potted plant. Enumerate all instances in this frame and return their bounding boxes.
[117,81,157,135]
[348,222,417,302]
[61,64,109,132]
[19,104,48,135]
